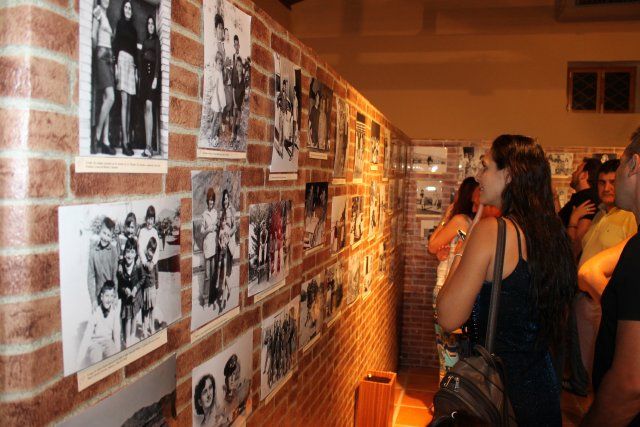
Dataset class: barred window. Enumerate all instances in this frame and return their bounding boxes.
[567,66,636,113]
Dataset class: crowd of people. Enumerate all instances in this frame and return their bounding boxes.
[428,130,640,426]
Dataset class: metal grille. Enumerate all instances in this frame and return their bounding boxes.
[576,0,640,4]
[571,72,598,111]
[604,72,631,111]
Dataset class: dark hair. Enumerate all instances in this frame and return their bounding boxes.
[221,189,229,206]
[147,236,158,254]
[306,279,319,308]
[98,280,116,297]
[214,13,223,29]
[120,0,132,20]
[224,354,240,386]
[582,158,601,189]
[145,205,156,222]
[624,126,640,157]
[146,15,157,38]
[193,374,215,415]
[233,34,239,43]
[450,177,478,219]
[102,217,115,231]
[598,159,620,176]
[491,134,576,349]
[124,237,138,258]
[206,187,216,204]
[124,212,136,229]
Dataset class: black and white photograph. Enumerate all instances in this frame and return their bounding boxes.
[350,195,365,246]
[379,183,387,232]
[391,216,398,247]
[248,200,292,297]
[412,146,447,174]
[271,53,301,177]
[383,128,392,179]
[378,241,387,274]
[593,152,618,163]
[362,254,373,298]
[556,186,570,208]
[460,146,486,180]
[191,330,252,427]
[191,171,241,332]
[347,257,360,305]
[369,181,380,238]
[333,97,349,180]
[353,112,366,182]
[416,180,443,216]
[389,179,396,212]
[78,0,170,165]
[370,120,380,165]
[547,152,574,178]
[61,356,177,426]
[299,273,324,350]
[304,182,329,252]
[307,78,333,153]
[420,218,439,243]
[198,0,251,157]
[261,297,299,400]
[324,261,344,325]
[59,196,182,376]
[330,194,348,254]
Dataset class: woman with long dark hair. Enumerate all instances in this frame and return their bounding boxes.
[113,0,137,156]
[437,135,576,426]
[428,176,478,380]
[139,15,160,157]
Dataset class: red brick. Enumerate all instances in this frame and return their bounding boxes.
[170,64,199,98]
[247,118,269,142]
[171,32,203,68]
[246,143,271,164]
[221,306,259,345]
[169,133,197,161]
[0,7,78,57]
[0,158,66,199]
[251,67,270,95]
[271,33,300,64]
[171,0,201,35]
[0,252,59,296]
[251,43,274,72]
[0,342,62,391]
[250,11,271,46]
[300,53,316,75]
[250,91,274,118]
[170,96,201,129]
[166,166,192,193]
[261,288,290,319]
[176,377,192,407]
[70,164,163,197]
[0,204,58,248]
[237,166,264,187]
[28,110,77,153]
[180,229,192,256]
[0,296,60,344]
[176,330,221,377]
[180,256,191,286]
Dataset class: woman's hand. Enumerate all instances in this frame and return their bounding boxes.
[569,200,596,226]
[435,245,450,261]
[152,77,157,90]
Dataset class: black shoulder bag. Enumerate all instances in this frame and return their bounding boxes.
[429,217,517,427]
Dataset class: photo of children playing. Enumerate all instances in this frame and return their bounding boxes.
[191,170,241,332]
[198,0,252,154]
[59,196,182,376]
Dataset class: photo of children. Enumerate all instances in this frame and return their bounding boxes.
[354,112,366,181]
[191,330,252,427]
[198,0,251,156]
[304,182,329,252]
[299,273,324,350]
[59,196,182,376]
[416,180,444,216]
[347,257,360,305]
[383,128,392,179]
[191,171,241,332]
[350,195,364,246]
[370,120,380,164]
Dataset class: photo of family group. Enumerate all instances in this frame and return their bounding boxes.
[299,273,324,350]
[460,146,485,180]
[304,182,329,252]
[416,180,443,216]
[191,330,252,427]
[62,356,177,426]
[547,152,574,178]
[370,120,380,165]
[191,171,241,332]
[271,53,301,176]
[59,196,181,375]
[324,261,344,324]
[248,201,292,297]
[354,112,366,181]
[261,298,299,400]
[350,195,365,246]
[79,0,170,159]
[198,0,251,156]
[307,78,333,153]
[333,98,349,179]
[330,194,348,254]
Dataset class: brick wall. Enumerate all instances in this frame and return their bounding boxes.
[401,139,626,369]
[0,0,409,425]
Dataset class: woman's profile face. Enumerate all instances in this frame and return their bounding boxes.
[477,151,508,208]
[199,377,214,410]
[147,17,155,35]
[123,2,132,20]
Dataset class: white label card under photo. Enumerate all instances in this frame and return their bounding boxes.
[77,329,167,391]
[191,306,241,344]
[370,165,378,171]
[197,149,247,160]
[75,156,168,174]
[253,279,287,303]
[332,178,346,185]
[269,172,298,181]
[308,151,328,160]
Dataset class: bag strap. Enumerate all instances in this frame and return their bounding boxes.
[485,217,506,354]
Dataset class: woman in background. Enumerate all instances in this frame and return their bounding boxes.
[113,0,137,156]
[139,15,160,157]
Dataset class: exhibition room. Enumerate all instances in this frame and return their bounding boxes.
[1,0,640,425]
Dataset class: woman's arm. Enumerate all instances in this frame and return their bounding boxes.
[436,218,495,332]
[427,214,468,255]
[578,237,629,302]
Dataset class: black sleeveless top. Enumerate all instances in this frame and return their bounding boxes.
[469,218,561,426]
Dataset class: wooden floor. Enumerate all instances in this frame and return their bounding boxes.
[392,367,594,427]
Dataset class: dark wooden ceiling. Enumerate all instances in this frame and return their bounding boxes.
[278,0,305,9]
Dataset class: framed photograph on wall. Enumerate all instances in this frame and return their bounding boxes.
[304,182,329,253]
[307,78,333,159]
[333,97,350,182]
[547,152,574,178]
[459,146,486,180]
[353,112,366,182]
[416,180,444,216]
[412,146,447,174]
